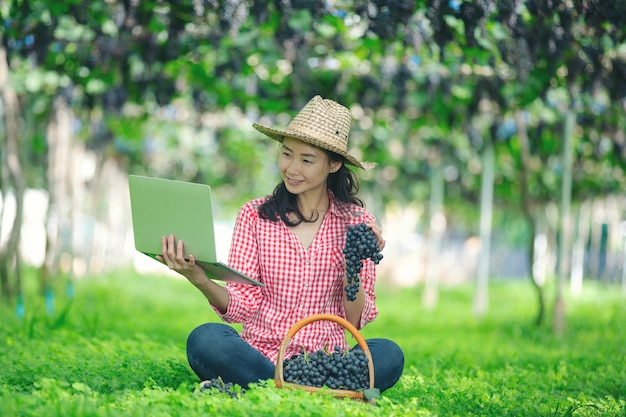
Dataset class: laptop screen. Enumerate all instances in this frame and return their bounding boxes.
[128,175,218,263]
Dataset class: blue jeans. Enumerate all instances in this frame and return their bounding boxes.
[186,322,404,392]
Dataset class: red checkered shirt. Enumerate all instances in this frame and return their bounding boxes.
[212,192,379,363]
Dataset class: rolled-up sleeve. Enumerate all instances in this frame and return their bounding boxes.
[217,283,262,323]
[358,257,378,329]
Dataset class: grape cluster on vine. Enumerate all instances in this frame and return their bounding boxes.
[198,377,244,398]
[343,223,383,302]
[283,346,370,391]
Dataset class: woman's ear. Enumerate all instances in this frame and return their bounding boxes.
[330,160,342,173]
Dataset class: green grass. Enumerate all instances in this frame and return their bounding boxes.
[1,269,625,416]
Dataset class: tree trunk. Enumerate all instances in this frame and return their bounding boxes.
[0,41,8,299]
[474,138,494,317]
[423,156,445,310]
[41,96,73,294]
[0,41,26,302]
[622,224,626,294]
[553,107,576,336]
[516,110,546,326]
[570,200,590,295]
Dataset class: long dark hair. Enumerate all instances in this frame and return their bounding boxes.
[258,150,364,226]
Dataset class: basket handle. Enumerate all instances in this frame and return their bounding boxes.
[274,314,375,390]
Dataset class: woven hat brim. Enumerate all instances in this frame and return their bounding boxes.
[253,123,377,171]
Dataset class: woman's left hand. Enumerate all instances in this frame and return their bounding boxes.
[366,221,386,251]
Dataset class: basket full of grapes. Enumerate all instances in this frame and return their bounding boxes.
[274,314,380,403]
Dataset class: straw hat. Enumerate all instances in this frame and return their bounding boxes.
[253,95,376,170]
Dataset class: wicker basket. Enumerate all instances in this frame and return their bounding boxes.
[274,313,378,403]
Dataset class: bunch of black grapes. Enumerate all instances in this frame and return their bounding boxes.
[283,346,370,391]
[198,377,244,398]
[344,223,383,301]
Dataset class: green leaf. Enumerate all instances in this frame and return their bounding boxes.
[452,84,473,102]
[316,20,338,38]
[288,10,312,32]
[363,388,381,400]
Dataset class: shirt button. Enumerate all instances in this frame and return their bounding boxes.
[305,260,310,265]
[304,283,309,287]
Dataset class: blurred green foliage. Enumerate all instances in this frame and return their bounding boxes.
[1,0,624,211]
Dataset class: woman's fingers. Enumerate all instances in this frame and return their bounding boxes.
[176,238,186,263]
[157,235,200,280]
[366,221,386,251]
[166,234,177,258]
[159,235,186,268]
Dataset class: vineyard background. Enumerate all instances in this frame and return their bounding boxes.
[1,0,626,332]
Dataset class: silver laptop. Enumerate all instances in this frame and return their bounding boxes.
[128,175,263,287]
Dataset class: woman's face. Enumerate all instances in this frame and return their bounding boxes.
[278,137,341,197]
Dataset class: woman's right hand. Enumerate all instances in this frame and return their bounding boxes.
[156,234,230,313]
[156,234,206,285]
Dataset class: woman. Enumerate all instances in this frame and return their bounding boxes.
[158,95,404,393]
